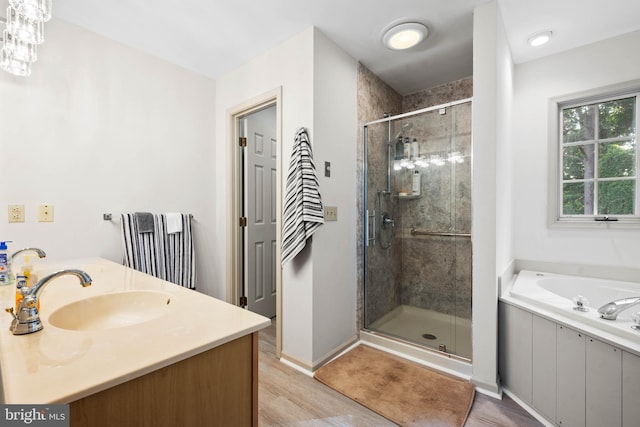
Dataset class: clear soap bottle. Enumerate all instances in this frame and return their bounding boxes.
[15,275,27,310]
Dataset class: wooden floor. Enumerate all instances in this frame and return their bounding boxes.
[258,321,543,426]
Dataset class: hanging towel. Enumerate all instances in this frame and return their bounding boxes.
[281,128,324,264]
[135,212,154,233]
[159,213,195,288]
[121,213,196,289]
[122,213,159,277]
[165,212,183,234]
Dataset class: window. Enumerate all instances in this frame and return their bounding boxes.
[554,89,639,225]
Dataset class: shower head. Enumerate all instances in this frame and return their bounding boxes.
[393,122,413,140]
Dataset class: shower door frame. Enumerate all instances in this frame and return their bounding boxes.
[362,97,473,361]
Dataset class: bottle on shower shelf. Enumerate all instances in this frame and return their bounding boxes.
[412,169,421,196]
[403,137,411,159]
[395,137,404,160]
[411,138,419,160]
[394,137,404,170]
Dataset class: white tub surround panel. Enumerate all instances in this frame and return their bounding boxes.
[500,269,640,426]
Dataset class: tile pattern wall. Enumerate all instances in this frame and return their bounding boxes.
[357,63,402,330]
[402,77,473,112]
[394,101,472,319]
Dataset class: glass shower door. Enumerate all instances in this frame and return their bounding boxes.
[363,101,472,360]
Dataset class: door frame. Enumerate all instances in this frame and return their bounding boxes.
[227,87,282,358]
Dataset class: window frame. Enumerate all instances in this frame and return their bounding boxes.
[548,81,640,228]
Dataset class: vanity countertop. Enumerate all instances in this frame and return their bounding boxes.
[0,257,271,404]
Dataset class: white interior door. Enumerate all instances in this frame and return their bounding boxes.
[244,105,277,318]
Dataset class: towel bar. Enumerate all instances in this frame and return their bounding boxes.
[103,213,194,221]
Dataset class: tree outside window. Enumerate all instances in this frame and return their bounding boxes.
[561,96,637,218]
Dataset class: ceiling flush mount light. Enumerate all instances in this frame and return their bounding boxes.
[382,22,428,50]
[528,30,552,47]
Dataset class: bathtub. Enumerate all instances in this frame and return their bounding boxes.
[508,270,640,346]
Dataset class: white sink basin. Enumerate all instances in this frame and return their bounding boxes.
[48,291,175,331]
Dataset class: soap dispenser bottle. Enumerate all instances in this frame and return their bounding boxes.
[20,256,39,310]
[0,241,13,286]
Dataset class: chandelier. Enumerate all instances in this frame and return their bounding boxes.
[1,0,52,76]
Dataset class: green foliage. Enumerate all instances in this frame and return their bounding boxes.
[599,97,635,139]
[599,180,635,215]
[561,96,636,216]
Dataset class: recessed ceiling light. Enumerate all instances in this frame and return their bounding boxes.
[528,30,552,47]
[382,22,428,50]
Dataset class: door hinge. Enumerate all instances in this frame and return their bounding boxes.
[239,217,247,227]
[239,137,247,147]
[239,296,248,307]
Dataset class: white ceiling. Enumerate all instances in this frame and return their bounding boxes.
[43,0,640,95]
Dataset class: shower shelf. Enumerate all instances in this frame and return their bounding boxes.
[396,194,422,200]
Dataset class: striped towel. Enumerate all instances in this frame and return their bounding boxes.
[121,213,196,289]
[282,128,324,264]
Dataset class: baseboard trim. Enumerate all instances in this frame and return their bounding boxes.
[471,378,502,399]
[311,335,359,371]
[279,353,314,377]
[502,388,554,427]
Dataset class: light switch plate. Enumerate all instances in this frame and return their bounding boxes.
[324,206,337,221]
[38,204,54,222]
[8,204,25,223]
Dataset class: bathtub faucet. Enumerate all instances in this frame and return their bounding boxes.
[597,296,640,320]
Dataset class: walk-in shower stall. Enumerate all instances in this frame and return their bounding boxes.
[362,99,472,362]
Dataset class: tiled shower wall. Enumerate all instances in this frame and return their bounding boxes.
[357,64,402,330]
[395,101,472,319]
[357,64,473,329]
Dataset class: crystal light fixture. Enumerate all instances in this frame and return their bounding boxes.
[6,6,44,45]
[0,47,31,76]
[1,0,51,77]
[9,0,52,23]
[3,30,36,62]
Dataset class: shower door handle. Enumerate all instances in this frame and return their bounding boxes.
[366,209,376,246]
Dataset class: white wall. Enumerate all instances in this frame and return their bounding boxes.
[495,9,515,275]
[471,0,514,396]
[215,27,315,365]
[0,19,218,294]
[215,27,358,368]
[311,31,358,366]
[512,30,640,268]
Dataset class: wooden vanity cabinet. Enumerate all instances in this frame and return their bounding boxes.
[69,333,258,427]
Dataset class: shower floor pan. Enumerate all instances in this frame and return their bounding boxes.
[368,305,471,360]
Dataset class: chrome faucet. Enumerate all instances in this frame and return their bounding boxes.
[11,247,47,259]
[5,269,92,335]
[597,297,640,320]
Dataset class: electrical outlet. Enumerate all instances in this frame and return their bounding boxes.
[8,204,25,223]
[38,204,54,222]
[324,206,338,221]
